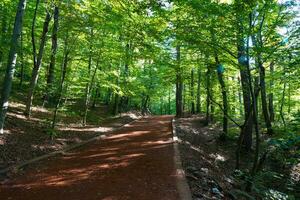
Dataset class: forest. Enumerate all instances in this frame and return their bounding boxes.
[0,0,299,199]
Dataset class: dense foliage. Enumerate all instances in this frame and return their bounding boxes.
[0,0,299,198]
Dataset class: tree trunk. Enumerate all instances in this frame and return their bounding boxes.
[83,65,97,126]
[25,3,51,116]
[196,66,201,113]
[113,93,119,115]
[183,84,186,113]
[92,87,99,108]
[205,63,211,125]
[142,95,149,115]
[51,35,69,131]
[238,77,243,117]
[112,68,120,115]
[280,66,287,129]
[82,27,96,125]
[258,62,273,134]
[175,45,183,117]
[211,28,228,137]
[160,97,163,115]
[0,0,27,134]
[215,61,228,137]
[168,88,171,114]
[236,7,253,151]
[252,33,273,134]
[191,68,195,114]
[268,62,275,122]
[44,6,59,106]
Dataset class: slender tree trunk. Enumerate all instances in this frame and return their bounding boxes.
[191,68,195,114]
[196,66,201,113]
[142,95,149,115]
[120,42,131,111]
[168,88,171,114]
[210,76,214,122]
[288,81,291,114]
[252,33,273,134]
[183,84,186,113]
[92,87,99,108]
[0,0,27,134]
[82,28,94,126]
[254,76,259,118]
[268,62,275,122]
[175,45,183,117]
[83,65,97,126]
[231,77,236,115]
[259,62,273,134]
[113,93,119,115]
[106,89,112,105]
[205,63,211,125]
[44,6,59,106]
[51,36,69,132]
[211,28,228,137]
[237,77,243,117]
[160,97,163,115]
[280,66,287,129]
[25,3,51,116]
[113,68,120,115]
[215,61,228,137]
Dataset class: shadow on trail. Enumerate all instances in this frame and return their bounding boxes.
[0,116,180,200]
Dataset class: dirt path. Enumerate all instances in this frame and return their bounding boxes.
[0,116,182,200]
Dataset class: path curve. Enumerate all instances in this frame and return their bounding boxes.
[0,116,185,200]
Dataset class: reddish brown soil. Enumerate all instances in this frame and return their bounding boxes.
[0,100,138,169]
[0,116,180,200]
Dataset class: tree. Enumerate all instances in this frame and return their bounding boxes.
[25,0,51,116]
[0,0,27,134]
[44,5,59,106]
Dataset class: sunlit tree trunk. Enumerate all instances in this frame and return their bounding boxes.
[113,67,120,115]
[0,0,27,134]
[25,1,51,116]
[82,28,99,125]
[83,62,98,126]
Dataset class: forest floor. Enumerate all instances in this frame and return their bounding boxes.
[175,116,251,200]
[0,116,183,200]
[175,116,300,199]
[0,99,140,172]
